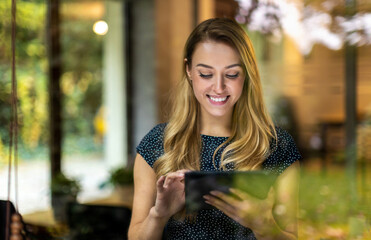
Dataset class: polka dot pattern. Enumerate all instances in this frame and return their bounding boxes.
[136,123,301,239]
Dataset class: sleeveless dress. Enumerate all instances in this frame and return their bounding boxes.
[137,123,301,240]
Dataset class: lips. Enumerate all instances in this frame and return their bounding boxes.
[207,95,229,104]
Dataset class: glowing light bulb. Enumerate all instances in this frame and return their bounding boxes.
[93,20,108,35]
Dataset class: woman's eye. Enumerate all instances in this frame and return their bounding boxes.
[199,73,212,79]
[226,73,239,79]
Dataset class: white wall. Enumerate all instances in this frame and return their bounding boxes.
[103,1,127,168]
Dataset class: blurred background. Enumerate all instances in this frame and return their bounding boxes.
[0,0,370,239]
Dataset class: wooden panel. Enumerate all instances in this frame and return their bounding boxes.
[62,2,104,20]
[155,0,193,122]
[215,0,238,19]
[256,33,371,151]
[198,0,215,23]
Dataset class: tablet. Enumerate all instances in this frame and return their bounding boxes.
[185,171,277,213]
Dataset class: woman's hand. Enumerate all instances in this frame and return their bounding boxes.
[203,187,275,230]
[202,163,300,240]
[152,169,189,219]
[129,156,189,240]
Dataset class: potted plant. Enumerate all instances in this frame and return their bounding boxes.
[100,166,134,203]
[51,172,81,223]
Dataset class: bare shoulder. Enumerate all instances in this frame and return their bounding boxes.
[274,160,300,199]
[277,160,300,181]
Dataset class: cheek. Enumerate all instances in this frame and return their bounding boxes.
[191,79,203,99]
[232,79,245,97]
[192,78,210,95]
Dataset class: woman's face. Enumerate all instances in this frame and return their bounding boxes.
[186,41,245,121]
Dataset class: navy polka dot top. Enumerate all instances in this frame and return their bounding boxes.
[136,123,301,240]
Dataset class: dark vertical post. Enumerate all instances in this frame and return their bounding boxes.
[345,0,357,207]
[47,0,62,180]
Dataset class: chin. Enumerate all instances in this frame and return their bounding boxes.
[206,110,231,119]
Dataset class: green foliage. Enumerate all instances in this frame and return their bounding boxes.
[299,166,371,225]
[61,16,103,138]
[300,169,350,224]
[298,164,371,239]
[0,137,8,166]
[100,167,134,189]
[0,1,104,160]
[51,172,81,196]
[0,1,48,158]
[62,135,102,156]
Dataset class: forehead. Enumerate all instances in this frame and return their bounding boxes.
[191,41,241,66]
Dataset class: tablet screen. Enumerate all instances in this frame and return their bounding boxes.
[185,171,277,213]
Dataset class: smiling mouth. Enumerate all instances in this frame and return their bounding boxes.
[207,95,229,103]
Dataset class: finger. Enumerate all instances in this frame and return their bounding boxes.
[157,176,166,193]
[165,171,185,179]
[176,169,189,182]
[204,194,238,219]
[163,176,173,188]
[164,172,185,188]
[229,188,251,200]
[214,189,254,214]
[209,191,238,205]
[204,194,251,227]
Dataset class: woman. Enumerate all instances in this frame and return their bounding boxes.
[128,18,301,240]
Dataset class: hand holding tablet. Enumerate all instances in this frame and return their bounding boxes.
[185,171,277,213]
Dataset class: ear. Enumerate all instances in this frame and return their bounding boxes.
[184,58,191,79]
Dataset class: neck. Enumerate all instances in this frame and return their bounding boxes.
[200,114,232,137]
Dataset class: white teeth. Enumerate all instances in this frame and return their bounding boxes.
[209,96,227,102]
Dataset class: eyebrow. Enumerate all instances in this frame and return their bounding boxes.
[196,63,242,69]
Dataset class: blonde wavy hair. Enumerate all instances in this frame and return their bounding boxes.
[153,18,276,177]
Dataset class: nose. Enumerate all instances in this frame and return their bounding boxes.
[213,75,225,93]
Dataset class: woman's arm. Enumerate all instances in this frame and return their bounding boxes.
[270,160,300,237]
[128,154,165,240]
[204,161,300,240]
[253,160,300,239]
[128,154,186,240]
